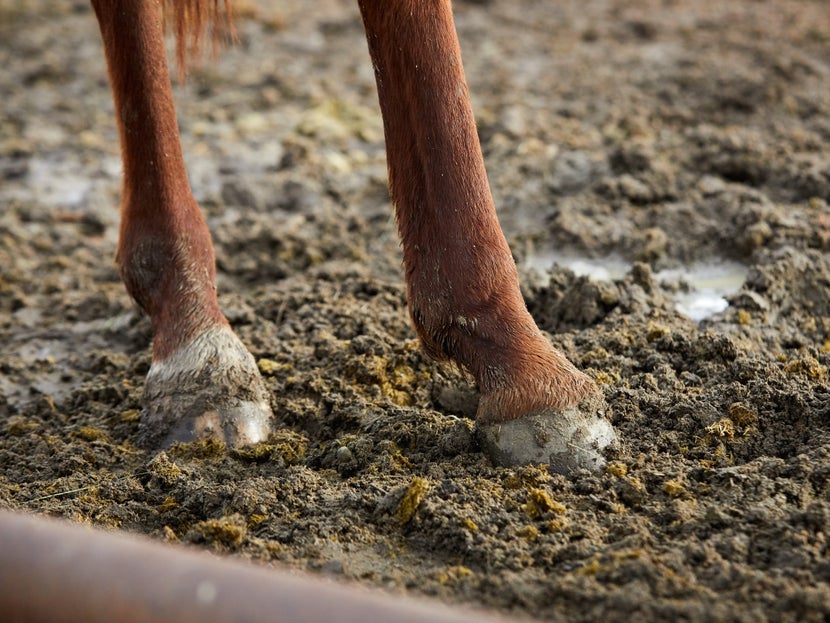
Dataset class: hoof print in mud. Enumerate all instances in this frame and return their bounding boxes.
[476,392,617,474]
[138,327,274,449]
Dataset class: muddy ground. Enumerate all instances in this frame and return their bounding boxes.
[2,0,830,621]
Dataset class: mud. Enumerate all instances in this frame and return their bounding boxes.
[2,1,830,621]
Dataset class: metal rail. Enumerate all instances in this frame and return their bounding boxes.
[0,510,524,623]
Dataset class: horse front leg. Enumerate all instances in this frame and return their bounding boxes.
[357,0,616,473]
[91,0,272,447]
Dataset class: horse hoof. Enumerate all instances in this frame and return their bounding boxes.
[476,390,616,474]
[138,326,273,448]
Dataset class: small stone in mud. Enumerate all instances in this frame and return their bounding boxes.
[335,445,354,464]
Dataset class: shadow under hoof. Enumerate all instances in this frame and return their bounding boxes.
[476,391,617,474]
[137,326,274,449]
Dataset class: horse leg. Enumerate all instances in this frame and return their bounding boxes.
[90,0,272,447]
[357,0,616,473]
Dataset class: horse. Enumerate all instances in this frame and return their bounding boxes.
[89,0,616,474]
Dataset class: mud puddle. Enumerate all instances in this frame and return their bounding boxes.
[527,250,748,321]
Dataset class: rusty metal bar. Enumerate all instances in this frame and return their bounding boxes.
[0,510,522,623]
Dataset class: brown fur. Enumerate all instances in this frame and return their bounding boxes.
[90,0,596,424]
[358,1,595,420]
[162,0,233,76]
[92,0,228,360]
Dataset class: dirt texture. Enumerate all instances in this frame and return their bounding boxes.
[2,0,830,621]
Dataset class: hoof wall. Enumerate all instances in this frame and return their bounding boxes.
[477,392,616,474]
[144,397,273,448]
[139,327,274,449]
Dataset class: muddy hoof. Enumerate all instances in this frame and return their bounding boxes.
[476,391,616,474]
[138,326,273,448]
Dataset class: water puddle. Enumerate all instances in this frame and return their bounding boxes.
[526,251,747,322]
[0,153,120,208]
[655,263,749,321]
[0,313,136,409]
[22,156,92,207]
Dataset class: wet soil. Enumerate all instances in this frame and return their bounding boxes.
[2,1,830,621]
